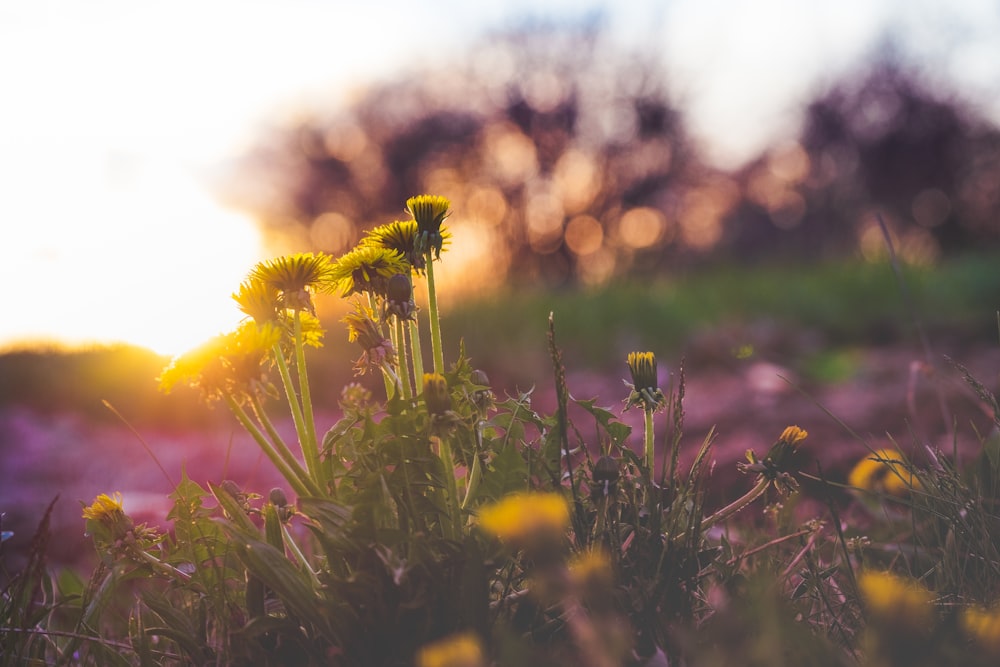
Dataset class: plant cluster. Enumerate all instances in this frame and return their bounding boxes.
[3,195,1000,666]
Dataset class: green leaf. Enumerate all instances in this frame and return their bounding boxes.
[477,439,529,502]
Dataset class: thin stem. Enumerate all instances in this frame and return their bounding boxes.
[643,407,655,472]
[408,318,425,383]
[272,343,316,481]
[394,315,413,400]
[702,476,772,530]
[293,311,325,488]
[249,394,313,488]
[224,394,321,498]
[436,435,462,539]
[424,254,445,374]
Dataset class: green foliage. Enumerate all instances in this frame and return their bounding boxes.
[4,209,1000,665]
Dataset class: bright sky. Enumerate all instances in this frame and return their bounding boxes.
[1,0,997,356]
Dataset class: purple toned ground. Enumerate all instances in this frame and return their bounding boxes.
[2,341,998,574]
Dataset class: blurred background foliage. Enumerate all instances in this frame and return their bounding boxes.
[219,21,999,291]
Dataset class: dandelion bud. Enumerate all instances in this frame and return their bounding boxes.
[423,373,452,416]
[406,194,451,258]
[624,351,666,412]
[268,487,288,508]
[592,455,620,499]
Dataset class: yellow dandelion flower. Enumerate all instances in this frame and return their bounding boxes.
[477,492,570,545]
[82,492,125,522]
[328,245,408,298]
[406,194,451,258]
[624,351,665,411]
[778,425,808,447]
[416,632,485,667]
[250,252,334,313]
[158,321,280,401]
[848,448,921,498]
[232,276,281,324]
[361,219,452,271]
[82,491,135,546]
[961,606,1000,655]
[857,570,935,631]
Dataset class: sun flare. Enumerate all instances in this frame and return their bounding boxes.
[0,166,263,358]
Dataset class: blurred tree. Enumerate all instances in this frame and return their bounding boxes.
[720,54,1000,264]
[222,28,1000,288]
[220,19,704,288]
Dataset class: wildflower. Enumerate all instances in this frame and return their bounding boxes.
[82,492,127,524]
[736,425,808,495]
[477,492,570,546]
[848,448,921,498]
[329,245,408,298]
[961,606,1000,656]
[416,632,485,667]
[624,351,665,412]
[382,272,417,322]
[82,492,161,557]
[857,570,935,632]
[361,218,452,272]
[406,194,451,259]
[250,252,334,314]
[423,373,452,416]
[232,277,281,324]
[343,304,395,376]
[159,321,281,402]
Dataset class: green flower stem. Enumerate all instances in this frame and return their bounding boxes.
[249,394,314,489]
[282,523,321,587]
[128,544,193,583]
[461,452,482,511]
[224,394,321,498]
[643,406,655,472]
[437,435,462,539]
[293,311,325,488]
[394,315,413,400]
[408,318,425,384]
[272,344,317,483]
[424,254,445,375]
[702,476,772,530]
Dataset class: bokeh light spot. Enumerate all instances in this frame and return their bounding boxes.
[564,215,604,256]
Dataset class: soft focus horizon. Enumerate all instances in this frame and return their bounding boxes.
[1,0,998,356]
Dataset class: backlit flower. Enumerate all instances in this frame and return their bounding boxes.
[250,252,334,314]
[82,492,126,523]
[624,351,665,411]
[232,277,281,324]
[329,245,408,298]
[343,304,395,376]
[416,632,485,667]
[477,492,570,546]
[406,194,451,259]
[159,321,281,401]
[361,219,452,272]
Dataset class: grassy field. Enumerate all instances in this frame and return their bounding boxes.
[3,251,999,666]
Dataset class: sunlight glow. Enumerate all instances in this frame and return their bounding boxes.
[0,163,262,357]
